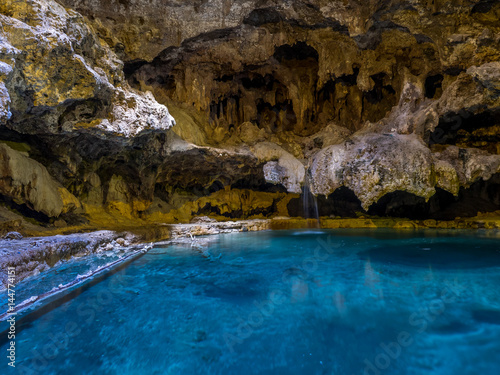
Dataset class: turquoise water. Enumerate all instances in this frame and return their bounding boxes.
[2,229,500,374]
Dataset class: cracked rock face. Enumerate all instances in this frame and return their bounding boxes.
[0,0,175,137]
[1,0,500,228]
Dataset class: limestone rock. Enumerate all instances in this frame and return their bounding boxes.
[3,231,22,240]
[467,62,500,93]
[433,159,460,195]
[0,82,10,123]
[302,123,352,158]
[236,122,267,145]
[310,133,436,209]
[1,0,500,224]
[0,143,81,217]
[433,146,500,187]
[311,133,500,209]
[251,142,305,193]
[0,0,174,137]
[190,216,217,224]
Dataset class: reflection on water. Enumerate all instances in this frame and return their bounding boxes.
[1,229,500,374]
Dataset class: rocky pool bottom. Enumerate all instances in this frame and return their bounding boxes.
[1,228,500,374]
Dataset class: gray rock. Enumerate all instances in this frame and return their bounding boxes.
[3,231,22,240]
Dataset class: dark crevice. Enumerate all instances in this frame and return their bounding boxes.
[256,99,296,132]
[336,68,359,86]
[354,21,411,50]
[428,110,500,152]
[414,34,434,44]
[243,8,283,26]
[0,195,51,223]
[58,98,108,131]
[196,202,274,219]
[123,59,148,78]
[365,73,396,104]
[273,42,319,62]
[368,191,442,219]
[425,74,443,99]
[443,66,465,76]
[285,18,349,34]
[231,177,287,193]
[243,7,348,34]
[181,28,237,49]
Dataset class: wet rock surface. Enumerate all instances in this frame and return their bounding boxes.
[0,230,129,288]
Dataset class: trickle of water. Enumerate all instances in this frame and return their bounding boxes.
[302,177,320,228]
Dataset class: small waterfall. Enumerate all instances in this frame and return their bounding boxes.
[302,176,320,228]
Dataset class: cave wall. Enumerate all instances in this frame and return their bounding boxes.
[127,0,500,149]
[1,0,500,231]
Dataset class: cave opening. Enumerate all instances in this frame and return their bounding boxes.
[424,74,443,99]
[288,187,363,218]
[273,42,319,62]
[336,67,359,86]
[123,59,148,78]
[315,79,337,124]
[365,174,500,219]
[286,174,500,220]
[362,72,397,122]
[367,190,446,219]
[0,194,51,224]
[428,109,500,153]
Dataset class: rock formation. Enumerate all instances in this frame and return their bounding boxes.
[0,0,499,233]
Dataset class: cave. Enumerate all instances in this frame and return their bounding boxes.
[123,59,148,78]
[336,68,360,86]
[288,187,364,218]
[368,174,500,220]
[202,42,323,135]
[2,0,500,373]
